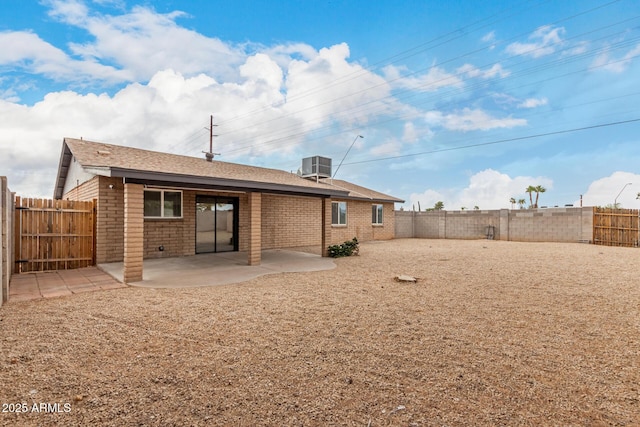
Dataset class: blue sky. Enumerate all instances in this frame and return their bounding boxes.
[1,0,640,209]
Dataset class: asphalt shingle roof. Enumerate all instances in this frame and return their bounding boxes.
[57,137,403,203]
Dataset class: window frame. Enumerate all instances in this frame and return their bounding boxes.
[331,201,348,226]
[372,203,384,225]
[144,189,183,219]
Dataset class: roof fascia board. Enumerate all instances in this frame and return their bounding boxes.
[53,140,73,199]
[334,195,405,203]
[111,168,349,198]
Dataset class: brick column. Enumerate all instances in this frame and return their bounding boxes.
[248,192,261,265]
[321,197,332,257]
[123,183,144,282]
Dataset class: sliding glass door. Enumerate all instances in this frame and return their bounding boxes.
[195,196,238,253]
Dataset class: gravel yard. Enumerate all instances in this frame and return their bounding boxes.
[1,238,639,426]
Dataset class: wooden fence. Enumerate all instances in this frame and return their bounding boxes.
[593,207,639,247]
[14,197,96,273]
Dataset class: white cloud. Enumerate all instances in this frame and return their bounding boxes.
[0,31,132,85]
[591,43,640,73]
[383,63,462,92]
[426,108,527,132]
[408,189,445,211]
[518,97,548,109]
[369,138,402,157]
[563,41,589,56]
[481,31,495,43]
[578,171,640,208]
[457,63,509,79]
[505,25,565,58]
[407,169,553,211]
[20,2,246,85]
[0,38,399,197]
[45,0,90,26]
[284,43,394,127]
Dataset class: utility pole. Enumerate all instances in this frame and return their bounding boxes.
[204,114,220,162]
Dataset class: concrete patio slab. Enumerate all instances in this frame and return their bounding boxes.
[99,249,336,288]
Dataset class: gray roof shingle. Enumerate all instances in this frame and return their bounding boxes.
[56,137,403,203]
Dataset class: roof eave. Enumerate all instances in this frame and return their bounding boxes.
[338,195,405,204]
[53,139,73,199]
[110,168,350,198]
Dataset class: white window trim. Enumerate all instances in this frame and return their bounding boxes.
[332,201,348,226]
[144,189,183,219]
[372,204,384,225]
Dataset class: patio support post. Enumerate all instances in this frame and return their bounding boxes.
[123,183,144,282]
[321,197,332,257]
[248,192,261,265]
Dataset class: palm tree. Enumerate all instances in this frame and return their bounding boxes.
[474,206,479,210]
[509,197,516,209]
[525,186,536,208]
[534,185,546,208]
[434,201,444,211]
[518,198,526,209]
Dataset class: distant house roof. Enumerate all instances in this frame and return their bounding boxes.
[55,138,404,203]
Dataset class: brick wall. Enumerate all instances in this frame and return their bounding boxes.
[63,176,124,263]
[123,183,144,282]
[144,191,196,259]
[64,177,397,261]
[261,194,322,249]
[395,207,594,242]
[330,200,395,245]
[248,192,261,265]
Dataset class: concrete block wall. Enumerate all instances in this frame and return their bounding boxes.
[395,211,443,238]
[445,210,501,240]
[507,207,592,242]
[396,207,594,243]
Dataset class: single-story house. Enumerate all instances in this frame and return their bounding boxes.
[54,138,403,282]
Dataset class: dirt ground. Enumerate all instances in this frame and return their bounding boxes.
[1,239,639,426]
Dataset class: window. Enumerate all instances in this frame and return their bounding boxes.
[331,201,347,226]
[144,190,182,218]
[372,204,384,225]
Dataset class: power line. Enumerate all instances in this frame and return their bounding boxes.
[218,15,640,155]
[165,1,636,161]
[342,118,640,166]
[213,0,629,146]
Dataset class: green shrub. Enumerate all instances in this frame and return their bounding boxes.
[328,237,359,258]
